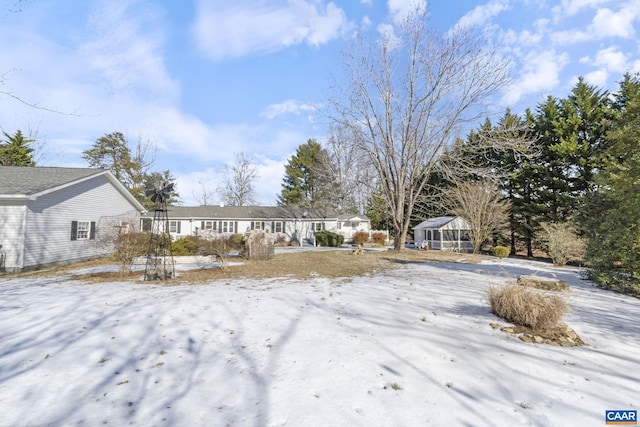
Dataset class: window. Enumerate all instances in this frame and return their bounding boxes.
[77,221,90,239]
[201,221,214,230]
[311,222,324,232]
[71,221,95,241]
[443,230,458,241]
[273,221,283,233]
[141,218,151,231]
[222,221,237,233]
[169,221,181,233]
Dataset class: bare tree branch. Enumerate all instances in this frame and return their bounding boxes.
[447,181,511,254]
[217,151,259,206]
[329,6,511,249]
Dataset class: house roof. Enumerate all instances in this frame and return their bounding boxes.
[0,166,145,212]
[0,166,102,195]
[413,216,458,229]
[158,205,361,221]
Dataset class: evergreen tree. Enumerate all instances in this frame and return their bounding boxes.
[580,73,640,294]
[0,130,36,166]
[82,132,178,208]
[278,139,331,208]
[442,110,540,255]
[534,79,612,223]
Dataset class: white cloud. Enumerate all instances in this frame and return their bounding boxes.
[192,0,352,61]
[455,0,511,28]
[387,0,425,24]
[551,0,609,20]
[376,22,401,49]
[502,50,569,105]
[79,1,179,101]
[594,46,630,73]
[260,100,317,120]
[551,2,640,45]
[583,69,608,87]
[361,15,373,29]
[590,7,638,39]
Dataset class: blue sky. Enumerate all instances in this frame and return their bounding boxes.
[1,0,639,205]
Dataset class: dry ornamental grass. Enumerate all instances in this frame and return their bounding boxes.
[488,283,570,331]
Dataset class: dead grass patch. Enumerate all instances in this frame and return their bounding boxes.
[8,248,479,283]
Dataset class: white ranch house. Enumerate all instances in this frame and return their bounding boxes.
[142,205,373,244]
[413,216,474,252]
[0,166,145,272]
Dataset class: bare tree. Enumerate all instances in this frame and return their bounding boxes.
[330,5,510,250]
[447,181,510,254]
[217,151,259,206]
[318,125,375,214]
[193,179,215,206]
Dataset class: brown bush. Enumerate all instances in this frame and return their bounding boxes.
[352,231,369,245]
[488,283,570,331]
[371,232,387,245]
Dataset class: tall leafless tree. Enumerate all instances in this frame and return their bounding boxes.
[330,5,510,250]
[318,125,375,214]
[447,181,511,254]
[217,151,259,206]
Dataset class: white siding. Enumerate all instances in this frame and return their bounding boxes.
[0,202,27,270]
[413,216,473,252]
[165,216,371,245]
[21,175,140,270]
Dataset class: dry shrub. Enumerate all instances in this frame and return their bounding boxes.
[536,222,586,266]
[488,283,570,330]
[112,231,148,276]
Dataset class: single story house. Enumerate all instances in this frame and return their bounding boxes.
[141,205,372,244]
[0,166,146,272]
[413,216,473,252]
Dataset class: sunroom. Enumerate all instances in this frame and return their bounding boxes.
[413,216,473,252]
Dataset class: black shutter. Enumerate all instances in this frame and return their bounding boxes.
[71,221,77,241]
[177,222,181,234]
[90,222,96,240]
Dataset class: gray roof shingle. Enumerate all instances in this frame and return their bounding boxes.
[0,166,104,196]
[162,205,341,220]
[413,216,457,229]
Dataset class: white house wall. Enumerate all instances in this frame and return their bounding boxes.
[22,175,140,270]
[165,217,370,243]
[0,202,27,270]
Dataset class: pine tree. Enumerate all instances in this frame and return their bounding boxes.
[278,139,331,208]
[0,130,36,166]
[580,73,640,293]
[82,132,178,208]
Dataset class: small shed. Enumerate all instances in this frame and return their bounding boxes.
[413,216,473,252]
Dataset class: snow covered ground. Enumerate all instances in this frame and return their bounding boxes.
[1,257,638,426]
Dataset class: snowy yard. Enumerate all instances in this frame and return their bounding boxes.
[1,257,638,426]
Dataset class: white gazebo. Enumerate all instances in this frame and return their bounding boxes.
[413,216,473,252]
